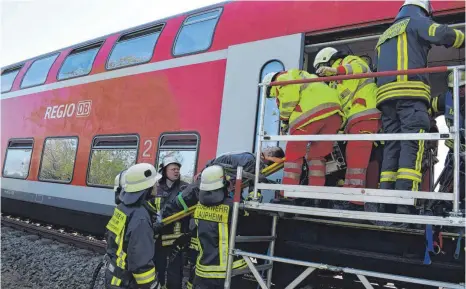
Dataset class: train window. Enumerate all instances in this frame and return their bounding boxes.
[2,139,33,179]
[21,53,59,89]
[106,25,163,70]
[39,137,78,183]
[254,60,285,152]
[173,8,222,56]
[1,66,22,93]
[87,135,139,187]
[156,133,199,184]
[58,42,103,80]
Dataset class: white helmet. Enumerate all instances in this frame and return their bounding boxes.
[114,170,126,193]
[158,156,182,173]
[400,0,432,15]
[124,163,158,193]
[199,165,226,191]
[313,47,338,69]
[447,70,466,88]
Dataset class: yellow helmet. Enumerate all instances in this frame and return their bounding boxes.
[124,163,158,193]
[199,165,226,191]
[447,70,466,88]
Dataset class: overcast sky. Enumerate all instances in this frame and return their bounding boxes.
[1,0,222,66]
[0,0,451,188]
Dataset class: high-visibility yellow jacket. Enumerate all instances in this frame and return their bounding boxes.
[270,69,343,134]
[330,55,381,131]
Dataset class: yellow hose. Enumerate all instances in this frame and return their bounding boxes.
[160,158,286,225]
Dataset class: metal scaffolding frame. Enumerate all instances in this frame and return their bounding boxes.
[224,65,466,289]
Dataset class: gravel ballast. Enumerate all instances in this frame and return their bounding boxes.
[1,226,105,289]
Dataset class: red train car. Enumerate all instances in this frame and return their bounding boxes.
[1,1,464,287]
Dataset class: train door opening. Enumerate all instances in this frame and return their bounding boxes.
[217,33,304,202]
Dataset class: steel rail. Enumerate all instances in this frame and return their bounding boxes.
[2,216,106,254]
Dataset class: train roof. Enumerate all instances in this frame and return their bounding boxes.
[2,0,464,71]
[1,0,230,70]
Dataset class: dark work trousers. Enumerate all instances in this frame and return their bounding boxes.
[154,241,183,289]
[379,99,431,191]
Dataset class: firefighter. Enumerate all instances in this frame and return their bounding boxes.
[157,148,284,289]
[153,156,189,289]
[431,70,465,209]
[313,47,381,208]
[104,163,160,289]
[192,165,248,289]
[374,0,465,214]
[262,69,344,190]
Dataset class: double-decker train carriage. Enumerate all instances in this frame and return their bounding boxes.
[1,1,465,288]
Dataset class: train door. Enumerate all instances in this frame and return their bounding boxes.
[216,33,304,201]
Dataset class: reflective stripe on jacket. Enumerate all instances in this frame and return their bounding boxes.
[374,8,465,107]
[273,69,343,133]
[105,204,156,288]
[331,55,381,129]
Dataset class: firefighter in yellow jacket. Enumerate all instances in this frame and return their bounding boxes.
[313,48,381,207]
[263,69,344,191]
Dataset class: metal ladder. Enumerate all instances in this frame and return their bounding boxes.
[223,66,466,289]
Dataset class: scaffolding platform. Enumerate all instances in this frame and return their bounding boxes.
[223,65,466,289]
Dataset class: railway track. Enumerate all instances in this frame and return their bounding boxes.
[1,215,106,254]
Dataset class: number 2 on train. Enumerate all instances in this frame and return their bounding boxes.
[142,139,153,158]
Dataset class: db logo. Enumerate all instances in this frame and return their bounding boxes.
[77,100,92,117]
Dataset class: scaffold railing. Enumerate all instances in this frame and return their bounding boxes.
[224,65,465,289]
[249,65,465,227]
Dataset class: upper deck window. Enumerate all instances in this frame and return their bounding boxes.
[1,66,22,93]
[58,42,102,80]
[21,53,59,89]
[106,25,163,70]
[173,8,222,56]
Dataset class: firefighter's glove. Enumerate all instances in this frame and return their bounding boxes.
[280,122,289,135]
[152,221,164,236]
[316,66,337,76]
[246,191,263,202]
[169,233,191,262]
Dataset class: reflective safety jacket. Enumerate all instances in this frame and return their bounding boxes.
[153,178,189,247]
[159,180,202,256]
[330,55,381,130]
[272,69,344,134]
[161,180,201,219]
[431,90,465,152]
[193,196,247,287]
[105,204,156,288]
[375,6,465,107]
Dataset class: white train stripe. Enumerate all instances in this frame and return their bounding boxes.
[1,49,228,100]
[1,178,114,206]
